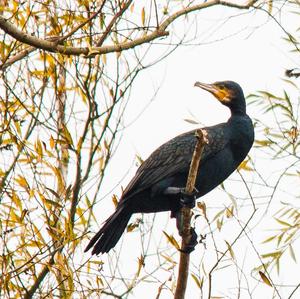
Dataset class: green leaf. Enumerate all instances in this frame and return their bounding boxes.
[261,251,282,259]
[191,273,202,289]
[289,244,297,262]
[274,218,292,227]
[261,235,277,244]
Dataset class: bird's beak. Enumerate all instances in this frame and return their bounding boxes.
[194,81,229,103]
[194,82,218,93]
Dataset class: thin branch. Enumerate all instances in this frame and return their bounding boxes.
[23,253,56,299]
[60,0,106,43]
[95,0,133,47]
[0,46,35,71]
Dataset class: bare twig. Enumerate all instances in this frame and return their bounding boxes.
[95,0,133,47]
[174,129,205,299]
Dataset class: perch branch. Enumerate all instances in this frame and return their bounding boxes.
[174,129,205,299]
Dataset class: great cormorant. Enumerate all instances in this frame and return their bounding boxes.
[85,80,254,255]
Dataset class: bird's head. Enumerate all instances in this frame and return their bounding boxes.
[194,80,246,114]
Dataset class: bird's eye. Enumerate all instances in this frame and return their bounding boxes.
[219,85,225,90]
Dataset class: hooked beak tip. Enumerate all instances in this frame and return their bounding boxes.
[194,81,216,92]
[194,81,202,88]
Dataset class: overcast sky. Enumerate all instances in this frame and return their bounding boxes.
[90,4,299,298]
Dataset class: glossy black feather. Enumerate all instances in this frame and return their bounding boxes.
[85,81,254,255]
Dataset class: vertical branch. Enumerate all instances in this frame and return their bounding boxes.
[53,58,68,297]
[56,61,68,187]
[174,129,205,299]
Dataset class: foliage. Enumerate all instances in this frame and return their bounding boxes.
[247,6,300,294]
[0,0,300,298]
[249,79,300,281]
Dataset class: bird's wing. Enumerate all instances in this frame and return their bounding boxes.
[122,124,229,199]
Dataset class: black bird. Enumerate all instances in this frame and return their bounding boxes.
[85,80,254,255]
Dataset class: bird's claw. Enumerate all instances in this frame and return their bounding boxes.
[180,187,199,208]
[180,227,198,253]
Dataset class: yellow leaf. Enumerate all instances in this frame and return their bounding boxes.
[112,194,119,208]
[101,54,107,65]
[47,164,65,192]
[49,135,55,149]
[216,217,223,231]
[238,159,253,171]
[141,7,145,26]
[259,271,272,287]
[55,252,69,276]
[32,223,45,244]
[268,0,273,13]
[277,232,284,246]
[15,175,28,189]
[197,201,207,218]
[47,227,61,241]
[226,206,234,218]
[89,260,104,266]
[45,187,60,200]
[62,124,73,147]
[255,140,272,147]
[45,53,56,68]
[191,273,202,289]
[77,136,83,152]
[127,222,139,232]
[225,241,235,260]
[136,255,145,277]
[96,276,104,287]
[20,209,28,222]
[14,119,21,135]
[10,208,20,223]
[46,198,63,209]
[212,208,226,222]
[11,191,22,211]
[163,231,180,250]
[160,254,176,265]
[35,138,43,158]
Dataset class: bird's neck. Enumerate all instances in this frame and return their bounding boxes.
[230,106,246,116]
[229,97,246,116]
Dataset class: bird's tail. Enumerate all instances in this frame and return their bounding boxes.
[84,207,131,255]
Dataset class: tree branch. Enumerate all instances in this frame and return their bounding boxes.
[0,0,259,63]
[0,1,105,70]
[174,129,205,299]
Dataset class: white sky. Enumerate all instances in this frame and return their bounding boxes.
[88,3,300,298]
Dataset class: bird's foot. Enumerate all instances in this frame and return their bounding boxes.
[180,227,198,253]
[180,188,198,209]
[164,186,198,208]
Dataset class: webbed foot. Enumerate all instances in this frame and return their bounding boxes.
[180,227,198,253]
